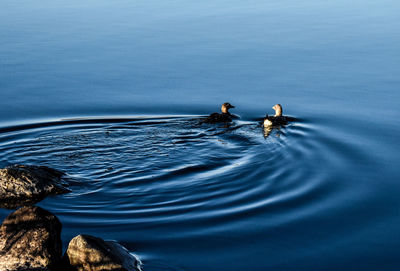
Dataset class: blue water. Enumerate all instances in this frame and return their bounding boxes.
[1,1,400,270]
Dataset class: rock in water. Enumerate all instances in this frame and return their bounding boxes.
[0,165,70,208]
[64,234,141,271]
[0,206,63,270]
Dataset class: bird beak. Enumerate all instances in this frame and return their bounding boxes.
[230,105,235,108]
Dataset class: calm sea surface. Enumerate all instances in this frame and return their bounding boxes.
[1,1,400,270]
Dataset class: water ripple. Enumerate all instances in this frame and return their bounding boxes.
[0,115,380,270]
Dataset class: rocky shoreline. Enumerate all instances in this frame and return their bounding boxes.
[0,165,140,271]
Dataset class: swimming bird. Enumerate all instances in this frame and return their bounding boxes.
[202,102,236,123]
[263,104,290,127]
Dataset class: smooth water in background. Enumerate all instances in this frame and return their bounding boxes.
[1,1,400,270]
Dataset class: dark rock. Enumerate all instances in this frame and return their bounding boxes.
[0,206,63,270]
[64,234,141,271]
[0,165,70,208]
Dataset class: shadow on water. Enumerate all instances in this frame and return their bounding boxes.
[0,115,397,270]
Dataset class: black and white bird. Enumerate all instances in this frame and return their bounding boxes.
[263,104,293,127]
[203,102,236,124]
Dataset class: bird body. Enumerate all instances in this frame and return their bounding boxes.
[263,104,291,127]
[203,103,235,124]
[263,115,288,126]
